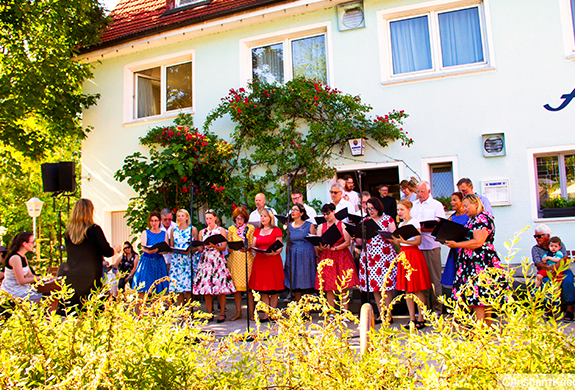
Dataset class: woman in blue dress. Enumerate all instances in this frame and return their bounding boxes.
[285,203,317,302]
[169,209,198,306]
[133,211,169,312]
[440,192,469,291]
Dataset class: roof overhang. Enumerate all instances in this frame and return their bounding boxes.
[81,0,350,62]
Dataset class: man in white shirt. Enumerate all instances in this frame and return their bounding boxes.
[343,174,360,211]
[330,183,355,216]
[248,193,276,226]
[410,181,446,313]
[457,178,494,217]
[290,189,317,225]
[160,208,178,271]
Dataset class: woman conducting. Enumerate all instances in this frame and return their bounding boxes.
[63,198,120,308]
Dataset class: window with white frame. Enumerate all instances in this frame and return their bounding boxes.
[249,32,328,84]
[536,152,575,211]
[571,0,575,43]
[430,163,454,198]
[132,60,192,120]
[381,2,491,81]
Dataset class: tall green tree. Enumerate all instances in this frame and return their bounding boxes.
[0,0,109,157]
[0,0,108,267]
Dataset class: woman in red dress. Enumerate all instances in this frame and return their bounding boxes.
[314,203,359,311]
[248,208,284,322]
[393,199,431,329]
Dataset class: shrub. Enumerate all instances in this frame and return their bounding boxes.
[0,229,573,389]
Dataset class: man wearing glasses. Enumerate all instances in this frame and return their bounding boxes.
[532,224,574,320]
[291,189,317,225]
[330,183,355,216]
[160,208,178,271]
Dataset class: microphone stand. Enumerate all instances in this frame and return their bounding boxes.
[243,235,253,340]
[189,182,195,316]
[286,173,293,301]
[355,171,370,312]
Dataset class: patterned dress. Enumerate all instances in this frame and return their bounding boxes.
[227,224,255,292]
[285,221,317,291]
[193,226,236,295]
[315,221,359,291]
[358,216,397,292]
[169,225,192,293]
[133,230,170,294]
[452,212,502,307]
[248,227,285,293]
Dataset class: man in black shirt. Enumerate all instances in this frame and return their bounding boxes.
[377,184,397,221]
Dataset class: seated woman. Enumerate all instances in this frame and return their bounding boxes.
[1,232,59,311]
[113,241,139,291]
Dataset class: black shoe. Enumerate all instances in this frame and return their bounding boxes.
[259,317,270,323]
[374,318,382,325]
[565,311,574,321]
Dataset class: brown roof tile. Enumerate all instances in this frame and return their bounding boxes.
[98,0,290,47]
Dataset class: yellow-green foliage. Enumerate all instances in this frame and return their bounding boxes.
[1,229,574,389]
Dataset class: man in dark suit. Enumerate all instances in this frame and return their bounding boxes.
[377,184,397,221]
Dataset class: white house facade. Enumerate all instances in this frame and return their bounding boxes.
[81,0,575,259]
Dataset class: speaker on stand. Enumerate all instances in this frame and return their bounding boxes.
[41,162,77,264]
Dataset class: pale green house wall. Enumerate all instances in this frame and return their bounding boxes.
[82,0,575,260]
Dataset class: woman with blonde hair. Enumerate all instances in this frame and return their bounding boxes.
[227,206,256,321]
[63,198,120,308]
[249,208,284,322]
[169,209,198,305]
[445,194,502,325]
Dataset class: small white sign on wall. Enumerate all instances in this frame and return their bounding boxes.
[482,179,511,206]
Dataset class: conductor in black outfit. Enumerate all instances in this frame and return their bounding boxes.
[377,184,397,222]
[62,199,120,308]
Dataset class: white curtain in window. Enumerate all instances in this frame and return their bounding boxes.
[438,7,484,67]
[292,35,327,83]
[390,16,432,74]
[137,76,156,118]
[252,43,284,83]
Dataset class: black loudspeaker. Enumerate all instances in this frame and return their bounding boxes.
[41,162,76,193]
[58,162,76,192]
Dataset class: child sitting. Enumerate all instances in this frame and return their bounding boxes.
[535,236,565,287]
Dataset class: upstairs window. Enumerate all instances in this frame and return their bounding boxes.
[390,6,484,75]
[251,33,327,84]
[380,2,492,83]
[133,61,192,119]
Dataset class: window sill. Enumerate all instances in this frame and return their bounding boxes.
[381,65,495,86]
[534,216,575,223]
[123,109,194,128]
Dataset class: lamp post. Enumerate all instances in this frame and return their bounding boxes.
[25,197,43,262]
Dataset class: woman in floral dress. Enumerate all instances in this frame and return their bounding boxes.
[446,194,502,326]
[227,207,255,321]
[169,209,198,306]
[357,197,397,323]
[194,210,236,322]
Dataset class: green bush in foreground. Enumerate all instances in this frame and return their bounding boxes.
[0,228,574,389]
